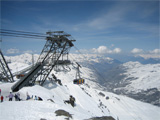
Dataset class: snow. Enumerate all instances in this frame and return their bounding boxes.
[1,81,160,120]
[9,62,30,73]
[122,61,160,92]
[5,53,39,65]
[0,53,160,120]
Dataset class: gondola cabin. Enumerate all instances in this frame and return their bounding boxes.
[73,78,85,84]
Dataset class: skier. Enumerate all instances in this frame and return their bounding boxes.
[7,92,14,101]
[0,89,1,95]
[1,95,4,102]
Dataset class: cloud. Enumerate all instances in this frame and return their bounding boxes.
[23,50,34,54]
[49,2,128,33]
[132,48,160,59]
[149,49,160,54]
[88,6,125,30]
[92,46,121,54]
[131,48,160,55]
[76,45,122,55]
[93,46,110,54]
[131,48,144,54]
[30,2,158,45]
[6,48,20,54]
[139,54,160,59]
[113,48,122,53]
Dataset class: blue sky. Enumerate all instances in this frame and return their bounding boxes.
[0,0,159,57]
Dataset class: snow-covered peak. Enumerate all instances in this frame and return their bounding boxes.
[5,53,114,65]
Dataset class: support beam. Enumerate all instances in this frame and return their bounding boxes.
[0,50,14,82]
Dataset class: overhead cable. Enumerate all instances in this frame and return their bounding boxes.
[0,29,47,39]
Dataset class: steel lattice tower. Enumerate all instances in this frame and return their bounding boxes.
[12,31,75,92]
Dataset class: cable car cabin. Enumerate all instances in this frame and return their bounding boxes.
[73,78,85,84]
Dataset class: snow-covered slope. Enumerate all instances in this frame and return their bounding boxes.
[4,53,160,104]
[122,61,160,92]
[0,80,160,120]
[106,61,160,106]
[1,53,160,120]
[4,53,160,105]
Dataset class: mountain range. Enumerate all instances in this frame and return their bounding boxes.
[0,53,159,120]
[5,53,160,106]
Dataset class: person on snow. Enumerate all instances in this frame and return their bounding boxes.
[26,94,30,100]
[26,92,31,100]
[64,95,76,107]
[7,92,14,101]
[70,95,75,107]
[1,95,4,102]
[17,92,21,101]
[34,95,37,100]
[38,97,43,101]
[14,94,18,101]
[0,89,1,95]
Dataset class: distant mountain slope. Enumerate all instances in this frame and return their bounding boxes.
[68,54,160,106]
[122,61,160,91]
[115,62,160,106]
[97,61,160,106]
[107,54,160,64]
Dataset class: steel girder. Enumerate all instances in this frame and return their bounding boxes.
[0,50,14,82]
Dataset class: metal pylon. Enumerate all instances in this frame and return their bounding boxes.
[12,31,75,91]
[33,31,75,85]
[0,49,14,82]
